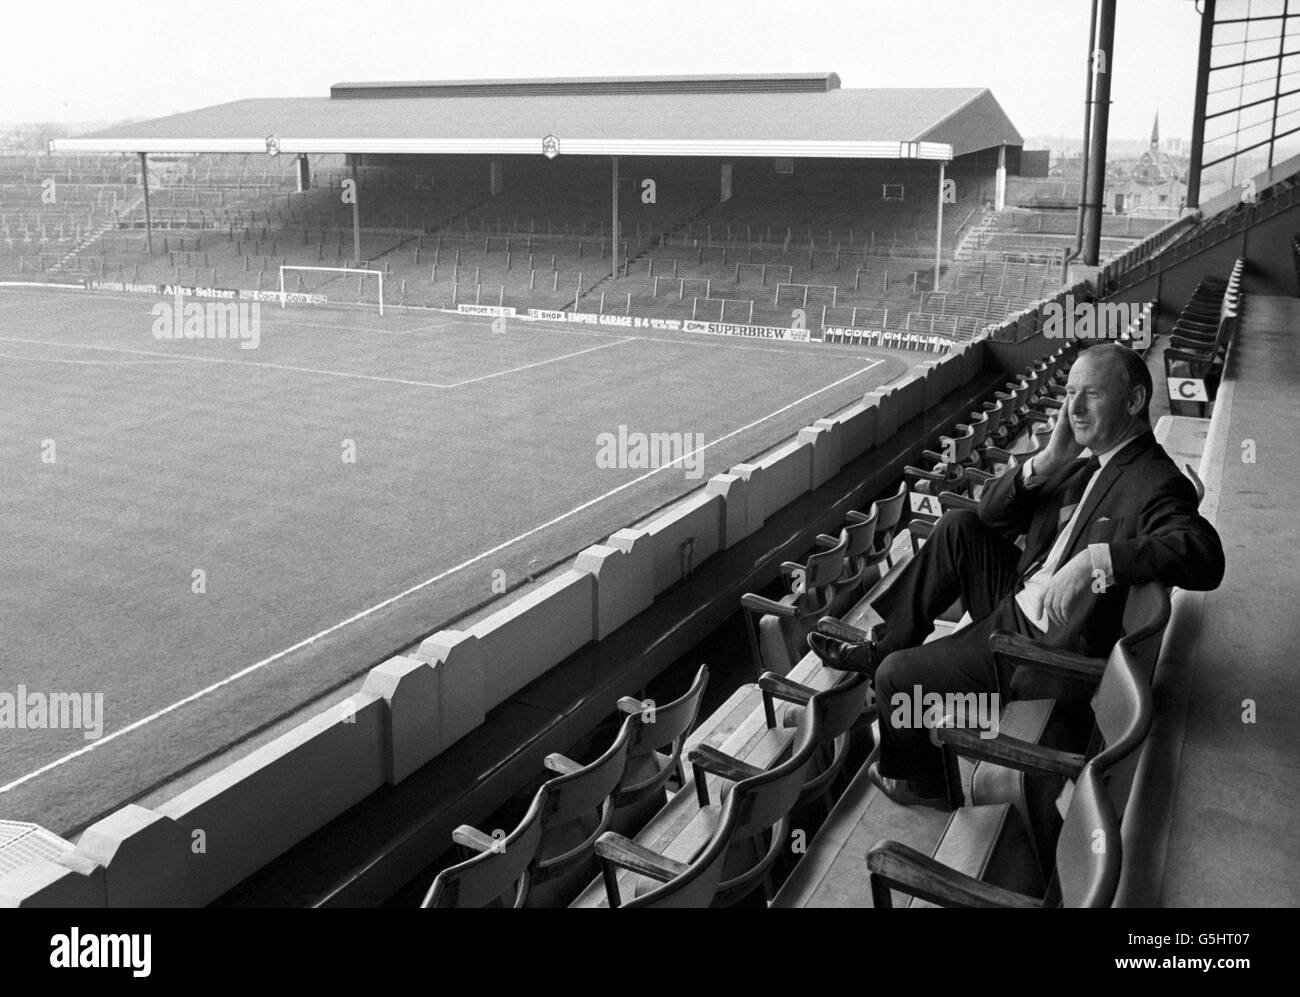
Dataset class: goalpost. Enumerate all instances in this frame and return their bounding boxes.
[279,265,384,315]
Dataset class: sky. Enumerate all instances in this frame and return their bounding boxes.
[0,0,1203,143]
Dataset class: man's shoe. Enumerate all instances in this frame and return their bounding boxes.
[806,631,877,675]
[867,762,950,811]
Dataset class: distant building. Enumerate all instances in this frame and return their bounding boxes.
[1110,113,1188,215]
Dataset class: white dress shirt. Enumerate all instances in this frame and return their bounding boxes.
[1013,428,1142,632]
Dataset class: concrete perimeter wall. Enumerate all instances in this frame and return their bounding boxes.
[2,340,990,907]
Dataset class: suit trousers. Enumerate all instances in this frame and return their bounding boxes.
[870,509,1049,796]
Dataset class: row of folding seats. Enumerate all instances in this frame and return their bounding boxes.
[421,666,710,907]
[1163,258,1245,418]
[903,351,1073,549]
[418,342,1107,909]
[865,586,1167,907]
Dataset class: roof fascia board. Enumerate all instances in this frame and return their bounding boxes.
[52,137,952,160]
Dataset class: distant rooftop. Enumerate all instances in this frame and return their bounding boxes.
[52,74,1024,161]
[330,73,843,99]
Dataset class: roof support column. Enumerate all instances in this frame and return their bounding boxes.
[350,154,362,266]
[1186,0,1215,208]
[139,152,153,255]
[934,160,945,293]
[1083,0,1117,266]
[611,155,620,280]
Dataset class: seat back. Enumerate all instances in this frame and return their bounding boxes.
[965,409,989,450]
[1055,762,1122,908]
[842,509,878,561]
[539,716,634,832]
[1089,641,1154,814]
[616,665,709,801]
[946,423,977,465]
[621,665,712,790]
[422,789,546,908]
[794,672,872,806]
[802,530,849,591]
[869,481,908,557]
[618,790,743,909]
[1119,582,1171,682]
[731,701,824,840]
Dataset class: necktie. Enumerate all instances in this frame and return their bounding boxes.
[1057,455,1102,529]
[1019,455,1102,584]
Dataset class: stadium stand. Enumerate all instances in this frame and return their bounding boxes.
[5,63,1300,910]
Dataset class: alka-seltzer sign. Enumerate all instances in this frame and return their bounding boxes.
[86,279,325,306]
[1042,294,1152,350]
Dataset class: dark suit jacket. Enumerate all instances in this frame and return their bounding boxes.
[977,429,1225,656]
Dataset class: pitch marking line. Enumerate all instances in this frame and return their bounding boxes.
[0,335,636,390]
[0,351,187,367]
[0,358,884,795]
[441,337,635,386]
[0,336,455,389]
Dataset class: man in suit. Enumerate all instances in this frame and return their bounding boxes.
[809,343,1225,807]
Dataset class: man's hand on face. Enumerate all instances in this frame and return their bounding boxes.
[1042,550,1095,629]
[1031,407,1085,478]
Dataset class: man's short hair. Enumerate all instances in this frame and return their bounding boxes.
[1079,342,1152,423]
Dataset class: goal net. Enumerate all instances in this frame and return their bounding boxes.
[279,265,384,314]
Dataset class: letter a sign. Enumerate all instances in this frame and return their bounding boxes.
[542,134,560,160]
[908,491,941,517]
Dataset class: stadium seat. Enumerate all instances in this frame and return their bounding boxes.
[821,508,884,617]
[741,531,849,677]
[683,697,826,906]
[850,481,907,572]
[421,788,547,908]
[590,764,743,909]
[524,716,634,907]
[758,670,874,825]
[937,634,1155,872]
[609,665,710,836]
[865,758,1120,908]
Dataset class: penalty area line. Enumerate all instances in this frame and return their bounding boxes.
[0,357,884,796]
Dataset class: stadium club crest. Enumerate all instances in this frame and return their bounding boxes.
[541,134,560,159]
[265,134,281,157]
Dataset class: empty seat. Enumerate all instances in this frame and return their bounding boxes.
[609,665,710,836]
[421,789,546,908]
[866,758,1121,908]
[525,716,634,907]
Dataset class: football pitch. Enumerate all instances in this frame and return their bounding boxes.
[0,286,913,833]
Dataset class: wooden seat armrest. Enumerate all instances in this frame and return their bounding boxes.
[758,671,815,706]
[544,752,584,776]
[450,825,498,854]
[814,533,841,548]
[845,509,872,524]
[987,630,1106,684]
[866,840,1043,909]
[617,695,646,715]
[740,592,797,618]
[933,725,1087,778]
[594,833,690,903]
[688,744,765,805]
